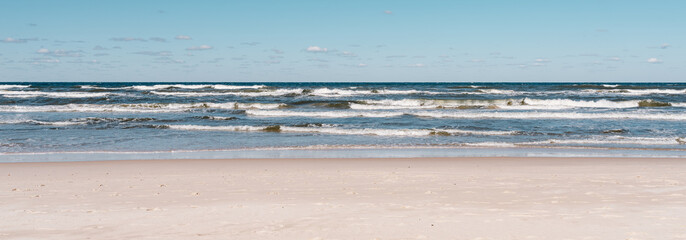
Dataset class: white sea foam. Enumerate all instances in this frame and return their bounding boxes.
[0,90,116,98]
[245,109,686,121]
[513,98,640,109]
[1,117,160,126]
[527,136,685,146]
[212,84,266,90]
[0,119,84,126]
[79,85,124,90]
[28,120,86,126]
[476,89,518,94]
[131,84,266,91]
[461,142,519,147]
[0,85,30,89]
[307,88,438,97]
[413,111,686,121]
[200,116,237,120]
[168,124,517,136]
[602,84,619,88]
[150,88,302,97]
[351,98,670,110]
[246,109,405,118]
[0,102,284,113]
[582,89,686,95]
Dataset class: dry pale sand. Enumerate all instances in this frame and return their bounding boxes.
[1,157,686,240]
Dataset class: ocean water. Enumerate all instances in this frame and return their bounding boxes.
[1,82,685,161]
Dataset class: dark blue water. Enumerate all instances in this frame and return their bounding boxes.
[1,82,685,160]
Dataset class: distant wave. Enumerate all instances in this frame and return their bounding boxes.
[0,102,285,113]
[0,90,117,98]
[0,85,30,89]
[79,84,266,91]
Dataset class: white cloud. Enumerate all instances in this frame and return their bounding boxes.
[3,37,21,43]
[608,57,621,61]
[409,63,425,67]
[534,58,551,63]
[36,49,84,57]
[2,37,38,43]
[175,35,192,40]
[384,10,392,14]
[660,43,670,49]
[306,46,327,52]
[186,45,213,51]
[358,63,367,67]
[647,58,662,63]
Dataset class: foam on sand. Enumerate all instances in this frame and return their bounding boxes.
[527,136,686,146]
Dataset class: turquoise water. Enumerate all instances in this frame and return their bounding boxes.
[1,82,685,161]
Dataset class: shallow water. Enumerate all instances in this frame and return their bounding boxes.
[1,82,685,161]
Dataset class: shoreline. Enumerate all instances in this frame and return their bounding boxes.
[2,146,685,163]
[3,157,686,239]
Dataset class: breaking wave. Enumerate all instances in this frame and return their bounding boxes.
[350,98,676,110]
[246,109,686,120]
[150,88,302,97]
[167,124,518,136]
[131,84,266,90]
[0,117,158,126]
[0,90,117,98]
[0,85,30,89]
[0,102,285,113]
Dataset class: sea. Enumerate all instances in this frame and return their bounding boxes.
[1,82,685,162]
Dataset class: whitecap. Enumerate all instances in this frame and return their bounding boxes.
[0,102,285,113]
[0,85,30,89]
[0,90,116,98]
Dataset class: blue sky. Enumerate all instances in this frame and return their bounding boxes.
[0,0,684,82]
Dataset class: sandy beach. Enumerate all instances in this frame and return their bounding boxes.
[2,157,685,239]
